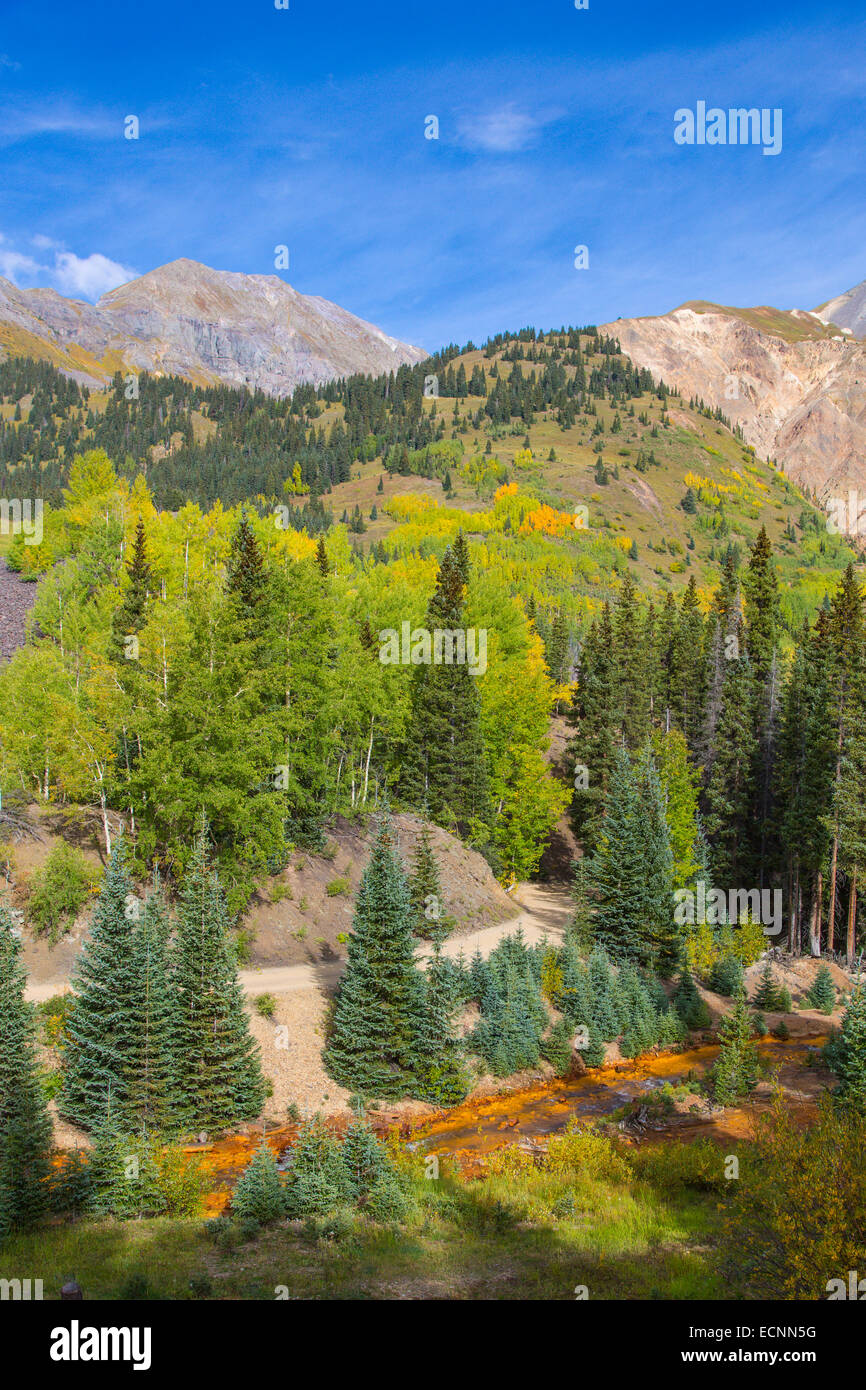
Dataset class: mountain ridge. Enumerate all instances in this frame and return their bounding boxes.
[0,258,425,396]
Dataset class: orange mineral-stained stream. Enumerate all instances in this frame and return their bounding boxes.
[194,1037,828,1208]
[406,1037,827,1171]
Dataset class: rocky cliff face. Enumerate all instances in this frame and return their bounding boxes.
[602,296,866,513]
[815,278,866,338]
[0,258,426,395]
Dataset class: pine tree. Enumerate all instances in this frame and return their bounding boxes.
[587,747,675,966]
[825,565,866,953]
[806,963,836,1015]
[710,953,744,997]
[672,960,711,1029]
[703,629,759,887]
[399,541,490,837]
[827,986,866,1115]
[341,1119,388,1201]
[226,509,265,613]
[713,987,759,1104]
[568,605,616,845]
[173,824,267,1131]
[0,906,53,1237]
[324,807,431,1098]
[60,836,141,1131]
[110,515,153,661]
[231,1141,285,1226]
[414,943,467,1104]
[408,819,448,939]
[753,960,783,1012]
[121,886,179,1135]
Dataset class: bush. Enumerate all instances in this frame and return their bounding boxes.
[545,1123,631,1183]
[365,1170,411,1223]
[629,1137,726,1192]
[709,954,743,997]
[27,842,97,941]
[326,877,351,897]
[720,1097,866,1298]
[255,993,277,1019]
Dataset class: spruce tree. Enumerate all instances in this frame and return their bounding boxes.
[753,960,783,1012]
[60,836,141,1131]
[825,565,866,953]
[341,1119,388,1202]
[587,747,675,966]
[399,540,490,838]
[226,508,265,614]
[703,630,759,887]
[110,515,152,661]
[324,807,431,1098]
[414,943,468,1104]
[713,987,759,1105]
[672,960,711,1029]
[827,985,866,1115]
[710,953,744,997]
[122,887,179,1135]
[231,1141,285,1226]
[0,907,53,1237]
[568,604,617,846]
[408,819,449,940]
[806,963,836,1015]
[173,825,266,1132]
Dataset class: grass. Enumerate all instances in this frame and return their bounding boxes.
[0,1146,725,1301]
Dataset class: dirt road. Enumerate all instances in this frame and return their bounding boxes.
[24,882,573,1003]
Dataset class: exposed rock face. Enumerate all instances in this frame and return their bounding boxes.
[0,258,426,396]
[602,300,866,511]
[815,278,866,338]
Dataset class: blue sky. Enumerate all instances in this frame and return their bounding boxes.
[1,0,864,351]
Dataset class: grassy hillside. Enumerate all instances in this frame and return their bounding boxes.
[0,330,854,632]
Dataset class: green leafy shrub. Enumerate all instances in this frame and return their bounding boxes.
[254,993,277,1019]
[545,1123,631,1183]
[27,842,97,942]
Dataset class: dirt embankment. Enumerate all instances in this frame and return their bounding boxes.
[10,808,522,992]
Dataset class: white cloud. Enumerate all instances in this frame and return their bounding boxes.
[0,234,137,299]
[0,249,40,282]
[53,250,136,298]
[458,104,553,153]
